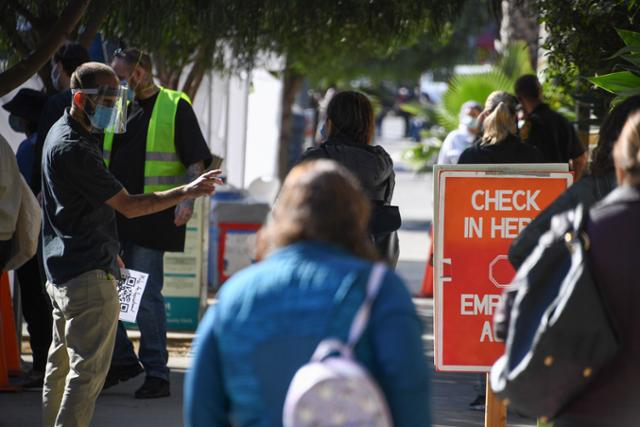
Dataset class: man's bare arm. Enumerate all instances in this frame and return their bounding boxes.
[174,161,205,226]
[106,169,222,219]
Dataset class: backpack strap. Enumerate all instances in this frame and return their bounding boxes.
[347,262,387,348]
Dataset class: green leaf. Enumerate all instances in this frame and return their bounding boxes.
[605,44,640,61]
[399,102,425,116]
[437,70,515,131]
[589,71,640,94]
[498,41,534,80]
[622,55,640,68]
[617,29,640,48]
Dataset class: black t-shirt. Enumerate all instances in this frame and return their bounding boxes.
[42,110,123,284]
[522,103,585,163]
[458,134,545,164]
[109,92,212,252]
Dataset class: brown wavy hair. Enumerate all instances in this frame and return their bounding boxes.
[256,160,378,260]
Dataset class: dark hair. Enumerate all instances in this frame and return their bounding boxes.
[70,62,117,90]
[591,96,640,176]
[53,43,90,76]
[514,74,541,101]
[326,91,375,145]
[256,159,378,260]
[113,47,153,73]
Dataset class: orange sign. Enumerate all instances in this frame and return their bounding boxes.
[434,167,573,372]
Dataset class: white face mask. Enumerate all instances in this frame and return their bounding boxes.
[461,115,478,130]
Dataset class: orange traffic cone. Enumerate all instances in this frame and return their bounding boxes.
[0,272,21,375]
[419,228,435,298]
[0,313,19,391]
[0,272,20,392]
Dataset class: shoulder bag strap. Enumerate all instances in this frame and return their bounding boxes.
[347,262,387,348]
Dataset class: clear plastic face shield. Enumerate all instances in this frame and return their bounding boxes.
[72,84,128,133]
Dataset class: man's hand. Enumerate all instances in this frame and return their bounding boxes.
[117,255,125,269]
[106,170,223,220]
[182,169,223,199]
[174,200,194,226]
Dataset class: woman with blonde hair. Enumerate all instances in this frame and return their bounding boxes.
[458,91,543,164]
[184,159,430,427]
[457,91,543,411]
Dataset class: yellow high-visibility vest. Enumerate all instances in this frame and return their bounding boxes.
[103,87,191,193]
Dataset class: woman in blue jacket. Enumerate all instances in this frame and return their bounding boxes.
[184,160,431,427]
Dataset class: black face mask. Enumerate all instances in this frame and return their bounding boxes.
[9,115,26,134]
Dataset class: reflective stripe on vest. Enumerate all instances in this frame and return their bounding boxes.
[103,87,191,192]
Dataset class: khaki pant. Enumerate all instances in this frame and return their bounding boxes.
[42,270,119,427]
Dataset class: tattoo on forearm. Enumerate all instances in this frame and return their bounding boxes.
[187,161,205,182]
[180,162,205,209]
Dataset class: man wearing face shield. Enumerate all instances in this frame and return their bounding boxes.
[33,43,90,195]
[101,48,213,399]
[437,101,482,165]
[40,62,222,427]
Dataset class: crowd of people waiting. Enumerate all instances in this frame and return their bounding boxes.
[0,41,638,427]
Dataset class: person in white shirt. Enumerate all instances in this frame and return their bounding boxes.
[437,101,482,165]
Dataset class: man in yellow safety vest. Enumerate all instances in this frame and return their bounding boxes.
[102,48,213,399]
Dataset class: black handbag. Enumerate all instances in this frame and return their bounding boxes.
[490,204,618,421]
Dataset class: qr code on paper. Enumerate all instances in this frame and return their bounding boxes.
[117,276,137,303]
[117,269,148,322]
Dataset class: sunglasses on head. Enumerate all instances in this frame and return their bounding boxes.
[113,48,143,67]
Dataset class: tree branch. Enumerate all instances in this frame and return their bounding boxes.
[0,0,91,96]
[78,0,110,48]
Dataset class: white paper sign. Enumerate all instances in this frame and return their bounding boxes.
[117,268,149,323]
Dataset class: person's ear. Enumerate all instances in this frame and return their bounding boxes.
[133,65,146,84]
[72,91,84,109]
[325,119,332,134]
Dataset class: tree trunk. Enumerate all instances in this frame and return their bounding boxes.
[183,66,204,101]
[499,0,539,70]
[277,64,304,182]
[0,0,91,96]
[182,48,207,101]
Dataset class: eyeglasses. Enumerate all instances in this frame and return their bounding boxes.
[113,48,143,68]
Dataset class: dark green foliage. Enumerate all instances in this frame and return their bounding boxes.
[534,0,640,100]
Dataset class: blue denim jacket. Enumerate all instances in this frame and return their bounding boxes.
[184,241,431,427]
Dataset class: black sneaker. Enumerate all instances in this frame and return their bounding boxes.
[20,370,44,389]
[102,363,144,390]
[134,376,170,399]
[469,394,486,411]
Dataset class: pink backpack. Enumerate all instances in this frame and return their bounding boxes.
[282,263,393,427]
